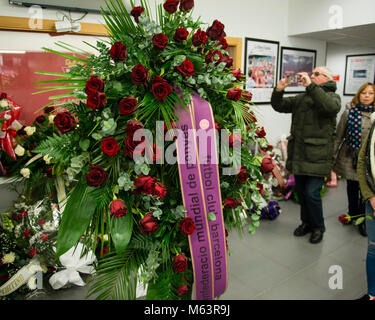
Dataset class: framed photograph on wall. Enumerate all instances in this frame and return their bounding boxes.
[279,47,317,93]
[244,37,279,104]
[344,54,375,95]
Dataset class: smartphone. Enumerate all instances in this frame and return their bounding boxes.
[286,74,301,84]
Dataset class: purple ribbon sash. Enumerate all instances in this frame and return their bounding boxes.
[175,93,228,299]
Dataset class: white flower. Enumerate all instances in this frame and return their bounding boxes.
[42,221,56,232]
[20,168,31,178]
[48,115,55,124]
[24,126,36,136]
[27,276,37,290]
[14,144,25,156]
[0,99,8,109]
[43,154,52,164]
[102,234,109,242]
[2,252,15,264]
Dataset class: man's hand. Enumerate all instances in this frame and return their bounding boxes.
[276,78,290,92]
[297,72,312,87]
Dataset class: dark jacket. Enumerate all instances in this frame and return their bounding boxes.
[271,81,341,177]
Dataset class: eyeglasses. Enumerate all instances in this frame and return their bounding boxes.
[311,71,328,78]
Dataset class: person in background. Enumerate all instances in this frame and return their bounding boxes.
[271,66,341,244]
[356,112,375,300]
[333,82,375,236]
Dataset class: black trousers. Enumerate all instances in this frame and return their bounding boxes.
[294,175,325,230]
[347,179,365,217]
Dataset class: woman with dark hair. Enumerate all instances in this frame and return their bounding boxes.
[333,82,375,236]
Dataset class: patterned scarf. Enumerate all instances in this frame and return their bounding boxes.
[346,104,374,150]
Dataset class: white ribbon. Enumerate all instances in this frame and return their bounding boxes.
[49,242,96,290]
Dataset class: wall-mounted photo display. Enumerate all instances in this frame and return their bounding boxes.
[279,47,316,93]
[344,54,375,95]
[244,37,279,104]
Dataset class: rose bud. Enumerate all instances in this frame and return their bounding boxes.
[24,229,31,237]
[206,19,225,41]
[109,41,128,62]
[178,217,195,235]
[130,6,145,23]
[163,0,179,13]
[110,199,127,218]
[261,157,274,174]
[139,213,159,235]
[29,248,37,258]
[101,137,119,156]
[226,88,242,102]
[230,69,244,81]
[84,75,105,95]
[237,165,248,183]
[40,233,49,242]
[152,33,169,51]
[173,254,188,272]
[177,284,189,295]
[256,126,266,138]
[242,90,253,101]
[180,0,194,11]
[119,96,137,115]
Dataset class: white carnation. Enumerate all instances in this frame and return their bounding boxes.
[2,252,15,264]
[0,99,8,109]
[24,126,36,136]
[14,144,25,157]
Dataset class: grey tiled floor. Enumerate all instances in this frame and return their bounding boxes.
[24,180,368,300]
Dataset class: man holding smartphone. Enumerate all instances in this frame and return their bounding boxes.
[271,67,341,243]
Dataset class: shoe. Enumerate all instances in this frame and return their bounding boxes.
[358,222,367,237]
[309,229,324,244]
[293,223,312,237]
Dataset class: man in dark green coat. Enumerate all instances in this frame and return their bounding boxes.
[271,66,341,243]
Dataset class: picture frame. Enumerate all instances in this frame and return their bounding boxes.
[279,47,317,93]
[244,37,279,104]
[343,54,375,96]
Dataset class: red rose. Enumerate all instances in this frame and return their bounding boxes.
[174,27,189,42]
[206,20,225,41]
[177,284,189,295]
[256,127,266,138]
[163,0,179,13]
[130,6,145,23]
[139,213,159,235]
[226,88,242,102]
[192,29,207,47]
[45,167,55,178]
[40,233,48,242]
[84,75,105,95]
[38,219,46,226]
[230,69,243,81]
[19,210,28,219]
[54,112,76,134]
[256,183,265,196]
[131,64,150,86]
[87,91,107,110]
[125,119,144,136]
[151,76,173,102]
[180,0,194,11]
[222,55,233,68]
[35,115,46,123]
[153,33,168,50]
[261,157,274,174]
[124,135,146,159]
[119,96,137,115]
[85,165,108,187]
[237,165,248,183]
[110,199,127,218]
[229,133,243,148]
[176,59,195,77]
[205,50,223,65]
[134,175,155,192]
[29,248,37,257]
[224,197,236,209]
[24,229,31,237]
[0,92,7,99]
[338,214,351,225]
[101,137,119,156]
[109,41,128,62]
[242,90,253,101]
[153,181,167,198]
[217,37,228,50]
[178,217,195,235]
[173,254,188,272]
[215,120,220,131]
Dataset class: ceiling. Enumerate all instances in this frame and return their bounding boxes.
[293,23,375,49]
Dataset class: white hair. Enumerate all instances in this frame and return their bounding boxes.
[318,66,333,80]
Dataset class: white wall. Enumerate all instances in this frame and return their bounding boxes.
[326,42,375,119]
[288,0,375,35]
[0,0,327,145]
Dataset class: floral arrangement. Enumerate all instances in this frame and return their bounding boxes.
[4,0,273,300]
[0,196,59,300]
